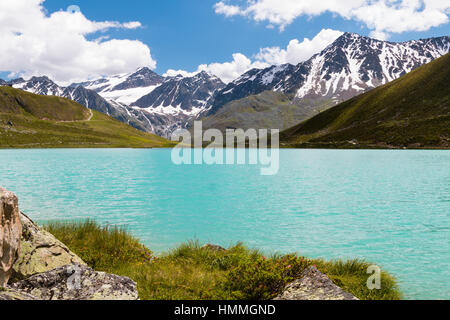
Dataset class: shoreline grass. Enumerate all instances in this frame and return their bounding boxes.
[45,220,402,300]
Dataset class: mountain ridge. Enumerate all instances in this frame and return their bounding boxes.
[2,32,449,138]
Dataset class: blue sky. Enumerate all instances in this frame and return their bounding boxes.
[45,0,449,74]
[1,0,449,83]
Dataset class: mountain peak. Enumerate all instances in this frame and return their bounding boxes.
[193,70,216,80]
[110,67,164,91]
[341,32,362,38]
[7,78,25,85]
[29,75,53,82]
[133,66,158,76]
[330,32,373,48]
[136,66,152,72]
[196,70,210,76]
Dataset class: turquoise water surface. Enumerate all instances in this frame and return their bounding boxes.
[0,149,448,300]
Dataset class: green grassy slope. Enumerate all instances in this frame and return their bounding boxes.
[0,86,174,148]
[200,91,323,133]
[281,53,450,149]
[0,86,90,121]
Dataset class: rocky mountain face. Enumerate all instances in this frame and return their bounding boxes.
[209,33,450,117]
[12,76,64,96]
[106,67,164,91]
[133,71,225,115]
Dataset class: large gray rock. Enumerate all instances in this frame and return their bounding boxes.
[0,187,22,287]
[11,264,139,300]
[11,212,86,282]
[274,267,359,300]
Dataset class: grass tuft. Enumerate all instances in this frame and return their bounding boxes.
[45,220,153,270]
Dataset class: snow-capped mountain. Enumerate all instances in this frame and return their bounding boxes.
[72,69,225,137]
[210,33,450,115]
[126,72,225,137]
[133,71,225,116]
[12,76,64,96]
[78,69,225,116]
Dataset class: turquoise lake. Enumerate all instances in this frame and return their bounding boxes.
[0,149,448,300]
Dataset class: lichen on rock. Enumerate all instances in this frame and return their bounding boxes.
[11,264,139,300]
[274,266,358,300]
[11,212,86,282]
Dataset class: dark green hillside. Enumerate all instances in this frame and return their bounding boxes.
[281,53,450,149]
[201,91,330,133]
[0,86,174,148]
[0,86,90,121]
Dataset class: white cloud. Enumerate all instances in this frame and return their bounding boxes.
[369,30,390,41]
[214,1,245,17]
[163,69,200,78]
[214,0,450,37]
[0,0,155,84]
[122,21,142,29]
[164,29,342,83]
[255,29,343,65]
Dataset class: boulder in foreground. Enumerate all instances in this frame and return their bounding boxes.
[274,266,358,300]
[11,264,139,300]
[11,212,86,282]
[0,187,22,287]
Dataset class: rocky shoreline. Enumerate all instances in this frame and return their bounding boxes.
[1,186,358,301]
[1,187,139,300]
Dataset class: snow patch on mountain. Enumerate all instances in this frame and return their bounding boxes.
[99,86,160,105]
